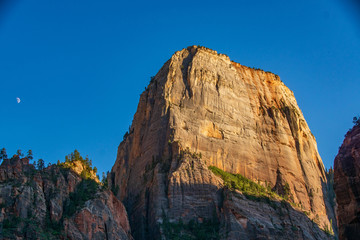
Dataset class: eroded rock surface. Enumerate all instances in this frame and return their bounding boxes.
[334,125,360,240]
[0,156,132,240]
[221,189,332,240]
[111,46,335,239]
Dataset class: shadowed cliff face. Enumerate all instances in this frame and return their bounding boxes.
[334,125,360,240]
[111,46,335,239]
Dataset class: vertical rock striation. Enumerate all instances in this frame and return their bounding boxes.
[334,124,360,240]
[111,46,334,239]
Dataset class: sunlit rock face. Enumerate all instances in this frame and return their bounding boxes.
[111,46,334,239]
[334,125,360,240]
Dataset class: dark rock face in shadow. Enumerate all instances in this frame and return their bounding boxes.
[220,189,333,240]
[321,172,338,236]
[334,125,360,240]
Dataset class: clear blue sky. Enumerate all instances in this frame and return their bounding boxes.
[1,0,359,175]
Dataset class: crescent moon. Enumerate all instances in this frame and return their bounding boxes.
[16,97,21,103]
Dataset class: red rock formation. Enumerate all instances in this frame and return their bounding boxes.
[334,124,360,240]
[0,156,132,240]
[110,46,335,239]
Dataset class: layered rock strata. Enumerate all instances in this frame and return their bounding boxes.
[334,124,360,240]
[111,46,335,239]
[0,156,132,240]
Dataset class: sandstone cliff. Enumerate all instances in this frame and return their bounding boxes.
[0,155,132,240]
[334,124,360,240]
[111,46,335,239]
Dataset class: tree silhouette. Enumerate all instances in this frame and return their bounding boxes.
[353,116,360,126]
[27,150,33,160]
[16,149,24,157]
[37,159,45,170]
[0,148,7,162]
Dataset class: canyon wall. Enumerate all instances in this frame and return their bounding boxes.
[111,46,335,239]
[334,124,360,240]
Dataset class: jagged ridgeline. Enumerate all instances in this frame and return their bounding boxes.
[110,46,336,239]
[0,149,132,240]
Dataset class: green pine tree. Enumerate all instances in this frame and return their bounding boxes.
[27,149,33,160]
[0,148,7,162]
[37,159,45,170]
[16,149,24,157]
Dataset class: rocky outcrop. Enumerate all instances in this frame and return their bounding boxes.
[61,159,100,183]
[111,46,335,239]
[64,191,131,240]
[221,189,332,239]
[0,156,132,240]
[334,124,360,240]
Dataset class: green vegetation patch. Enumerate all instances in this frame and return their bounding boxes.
[208,166,283,201]
[162,218,220,240]
[57,149,98,180]
[322,219,335,236]
[2,214,64,239]
[2,215,20,237]
[63,178,99,217]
